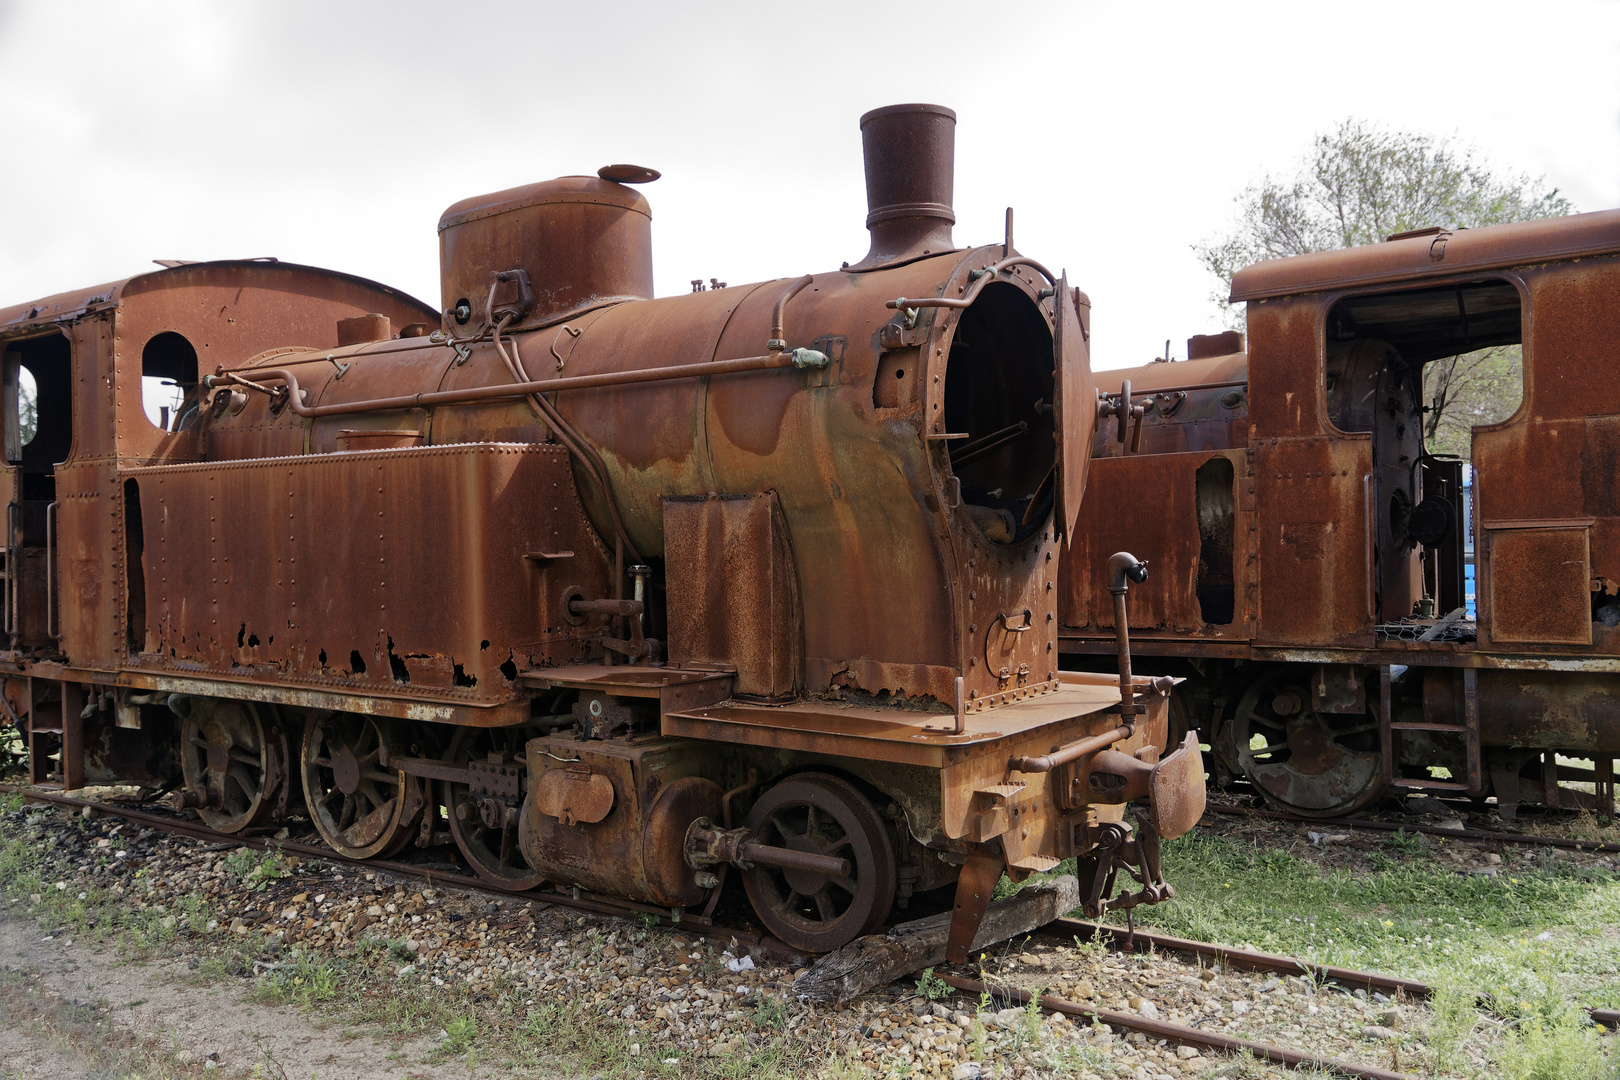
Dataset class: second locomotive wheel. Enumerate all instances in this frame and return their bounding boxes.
[301,712,416,859]
[741,772,896,954]
[1232,668,1383,817]
[177,699,288,834]
[443,726,545,891]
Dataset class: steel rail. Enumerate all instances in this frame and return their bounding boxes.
[1048,912,1618,1032]
[1046,918,1430,999]
[1204,802,1620,854]
[0,784,806,961]
[936,973,1418,1080]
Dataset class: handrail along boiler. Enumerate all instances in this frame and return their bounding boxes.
[0,104,1204,954]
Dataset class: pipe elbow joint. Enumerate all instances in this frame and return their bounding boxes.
[1108,551,1148,591]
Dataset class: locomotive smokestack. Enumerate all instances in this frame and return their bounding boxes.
[849,103,957,272]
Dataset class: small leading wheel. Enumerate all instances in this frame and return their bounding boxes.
[1232,668,1383,817]
[741,772,895,953]
[178,699,288,834]
[443,726,545,891]
[301,712,415,858]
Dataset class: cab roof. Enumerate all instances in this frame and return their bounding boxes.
[0,260,435,336]
[1229,208,1620,304]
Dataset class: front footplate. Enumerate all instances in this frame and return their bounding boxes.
[943,730,1206,960]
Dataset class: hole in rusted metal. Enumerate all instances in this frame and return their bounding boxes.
[1195,457,1236,625]
[237,624,246,647]
[124,479,146,653]
[453,663,477,688]
[387,636,410,683]
[499,655,518,682]
[318,649,327,667]
[349,650,367,675]
[480,639,490,650]
[247,633,260,648]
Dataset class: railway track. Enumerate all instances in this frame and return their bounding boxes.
[937,972,1420,1080]
[1204,799,1620,854]
[0,782,804,961]
[4,782,1615,1078]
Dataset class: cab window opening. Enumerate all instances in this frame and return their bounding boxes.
[5,362,38,460]
[141,331,199,432]
[942,282,1057,544]
[1324,279,1523,457]
[1324,279,1522,627]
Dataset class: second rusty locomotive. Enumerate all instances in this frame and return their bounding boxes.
[3,104,1203,955]
[1061,214,1620,821]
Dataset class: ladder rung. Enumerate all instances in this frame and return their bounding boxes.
[28,726,62,734]
[1390,722,1467,732]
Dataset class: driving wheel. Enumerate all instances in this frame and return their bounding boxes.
[301,711,416,858]
[443,725,545,891]
[177,698,289,834]
[1232,668,1383,817]
[741,772,895,953]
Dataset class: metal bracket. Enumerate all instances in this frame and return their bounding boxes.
[879,321,924,350]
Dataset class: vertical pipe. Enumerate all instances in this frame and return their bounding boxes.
[1106,553,1147,721]
[1112,590,1135,720]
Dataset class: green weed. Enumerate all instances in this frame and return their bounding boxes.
[1494,1013,1619,1080]
[915,966,951,1001]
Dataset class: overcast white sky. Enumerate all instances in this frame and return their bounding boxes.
[0,0,1615,371]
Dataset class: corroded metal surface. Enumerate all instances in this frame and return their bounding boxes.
[125,443,610,703]
[663,492,802,700]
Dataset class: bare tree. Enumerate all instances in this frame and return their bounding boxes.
[1194,120,1572,454]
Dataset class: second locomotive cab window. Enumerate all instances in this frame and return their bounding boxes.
[1323,278,1524,459]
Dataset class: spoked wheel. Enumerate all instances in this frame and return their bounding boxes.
[1233,668,1383,817]
[443,726,544,891]
[177,698,290,834]
[741,772,895,953]
[301,712,416,859]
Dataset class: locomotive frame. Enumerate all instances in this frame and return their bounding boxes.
[1062,213,1620,820]
[0,104,1205,957]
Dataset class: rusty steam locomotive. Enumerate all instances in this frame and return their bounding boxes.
[0,104,1203,956]
[1062,214,1620,819]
